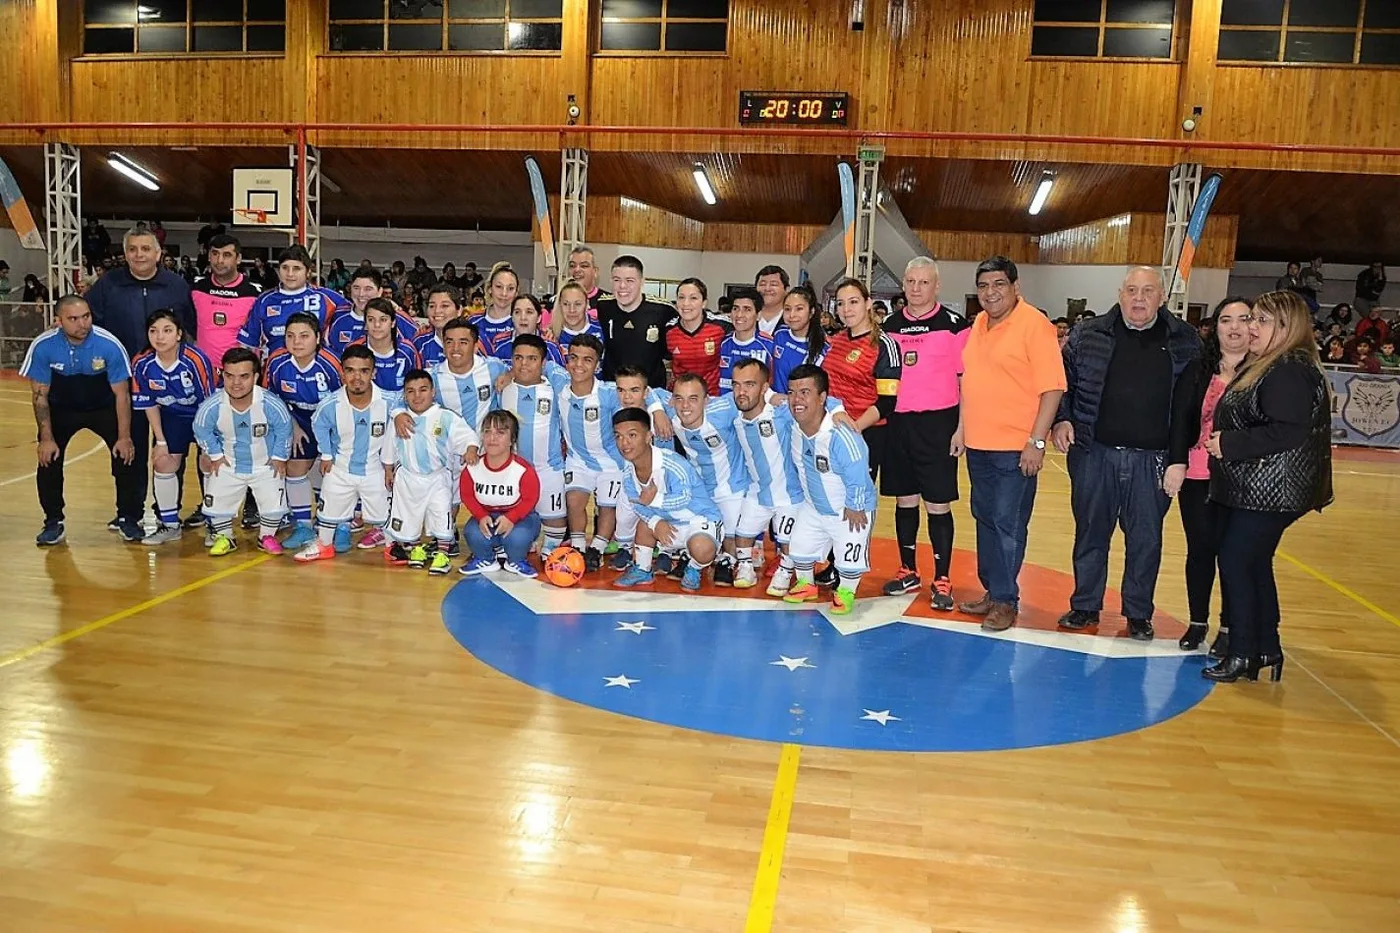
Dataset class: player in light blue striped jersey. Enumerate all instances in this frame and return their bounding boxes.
[191,347,293,557]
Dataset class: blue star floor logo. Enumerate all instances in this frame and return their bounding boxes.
[443,577,1214,752]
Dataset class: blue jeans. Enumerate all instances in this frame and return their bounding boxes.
[966,449,1038,606]
[463,512,541,563]
[1067,442,1171,619]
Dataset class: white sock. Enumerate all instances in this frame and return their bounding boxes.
[153,471,180,525]
[286,474,313,523]
[838,572,862,592]
[315,518,337,547]
[736,546,753,566]
[570,533,586,549]
[591,535,610,553]
[543,526,567,552]
[793,562,815,584]
[635,547,654,572]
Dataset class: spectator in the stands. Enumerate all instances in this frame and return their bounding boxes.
[1355,262,1387,316]
[388,260,408,295]
[1324,337,1346,363]
[461,262,484,295]
[178,255,198,285]
[1275,261,1303,293]
[148,220,167,248]
[401,283,418,317]
[1330,303,1355,332]
[406,256,436,293]
[1054,316,1072,347]
[22,274,50,304]
[1299,256,1324,312]
[324,258,351,294]
[1354,305,1390,345]
[82,218,112,270]
[1377,338,1400,369]
[440,262,462,290]
[0,260,10,297]
[1319,320,1344,349]
[1350,338,1381,374]
[251,256,278,289]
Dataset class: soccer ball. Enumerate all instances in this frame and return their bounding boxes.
[544,546,586,587]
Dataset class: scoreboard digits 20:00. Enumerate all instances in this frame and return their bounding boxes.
[738,91,849,126]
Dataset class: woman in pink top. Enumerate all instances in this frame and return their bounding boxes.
[1178,298,1253,654]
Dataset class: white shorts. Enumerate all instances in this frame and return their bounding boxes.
[564,459,625,507]
[650,514,721,553]
[614,493,639,543]
[736,495,798,544]
[788,505,873,574]
[388,469,453,543]
[537,465,567,520]
[321,466,391,524]
[715,495,744,540]
[204,465,286,520]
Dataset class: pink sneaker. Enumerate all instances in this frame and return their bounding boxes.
[257,535,284,555]
[293,542,335,563]
[356,528,386,549]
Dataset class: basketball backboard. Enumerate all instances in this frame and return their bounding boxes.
[231,167,294,228]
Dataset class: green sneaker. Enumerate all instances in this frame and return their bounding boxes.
[831,587,857,615]
[209,534,238,557]
[604,540,620,555]
[408,543,429,568]
[427,551,452,575]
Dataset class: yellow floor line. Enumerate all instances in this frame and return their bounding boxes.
[0,553,272,669]
[1278,550,1400,632]
[744,742,801,933]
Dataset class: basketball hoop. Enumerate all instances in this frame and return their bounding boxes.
[232,207,269,226]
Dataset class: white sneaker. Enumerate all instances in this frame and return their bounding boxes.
[734,562,758,589]
[766,566,794,597]
[143,524,183,546]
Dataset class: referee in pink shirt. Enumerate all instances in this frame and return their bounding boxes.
[879,257,971,611]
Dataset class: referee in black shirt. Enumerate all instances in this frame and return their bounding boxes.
[1051,266,1202,641]
[596,255,675,388]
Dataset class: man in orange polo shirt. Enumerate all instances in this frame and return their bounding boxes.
[958,257,1066,632]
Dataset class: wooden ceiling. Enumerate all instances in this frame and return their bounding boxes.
[0,146,1394,264]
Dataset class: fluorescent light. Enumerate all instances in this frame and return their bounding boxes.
[107,152,159,191]
[692,163,717,206]
[1028,172,1054,216]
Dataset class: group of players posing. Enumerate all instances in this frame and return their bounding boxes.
[170,317,876,613]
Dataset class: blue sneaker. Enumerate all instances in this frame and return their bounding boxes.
[609,547,633,571]
[681,563,703,592]
[459,556,500,576]
[282,521,315,550]
[501,558,539,578]
[35,521,65,547]
[115,518,145,543]
[614,566,655,588]
[333,523,353,554]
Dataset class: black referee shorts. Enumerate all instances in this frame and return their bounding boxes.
[880,407,960,503]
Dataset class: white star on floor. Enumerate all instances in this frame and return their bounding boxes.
[615,621,655,634]
[604,675,639,688]
[860,709,901,726]
[770,655,815,671]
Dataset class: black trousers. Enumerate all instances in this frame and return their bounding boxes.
[1068,442,1171,620]
[37,405,145,524]
[1178,478,1228,627]
[1217,506,1304,658]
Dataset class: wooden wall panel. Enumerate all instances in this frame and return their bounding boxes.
[0,0,62,138]
[587,197,704,251]
[1128,212,1238,268]
[1036,216,1133,265]
[702,224,827,254]
[917,230,1038,265]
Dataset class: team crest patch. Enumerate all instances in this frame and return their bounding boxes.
[705,435,722,449]
[281,380,297,393]
[903,351,918,366]
[432,424,443,436]
[371,422,386,437]
[478,386,492,401]
[267,307,280,317]
[564,471,574,484]
[148,378,166,390]
[253,423,267,437]
[645,326,659,343]
[846,348,863,363]
[585,406,600,422]
[391,518,403,532]
[213,312,227,326]
[203,494,214,507]
[815,455,830,473]
[704,340,716,354]
[758,420,775,437]
[537,398,552,415]
[92,357,106,372]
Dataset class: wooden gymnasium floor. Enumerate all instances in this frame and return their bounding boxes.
[3,372,1400,933]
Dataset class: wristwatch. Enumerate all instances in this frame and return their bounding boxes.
[1029,437,1047,450]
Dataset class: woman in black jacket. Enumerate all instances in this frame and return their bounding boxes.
[1203,290,1333,683]
[1177,297,1253,654]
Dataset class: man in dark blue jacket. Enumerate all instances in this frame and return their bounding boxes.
[86,225,195,529]
[1051,266,1202,641]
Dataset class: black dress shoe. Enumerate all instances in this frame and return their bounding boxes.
[1057,609,1100,631]
[1179,622,1208,651]
[1208,628,1231,660]
[1256,652,1285,682]
[1127,618,1154,641]
[1202,655,1255,683]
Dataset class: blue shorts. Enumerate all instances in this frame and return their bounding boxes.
[289,412,320,460]
[160,411,196,457]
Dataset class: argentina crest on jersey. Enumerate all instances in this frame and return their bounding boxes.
[585,406,600,423]
[253,423,267,438]
[758,420,775,437]
[537,397,551,414]
[371,421,385,437]
[815,455,830,473]
[705,434,722,449]
[477,385,491,401]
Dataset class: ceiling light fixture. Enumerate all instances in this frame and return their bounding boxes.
[107,152,159,191]
[1028,172,1054,216]
[692,162,717,206]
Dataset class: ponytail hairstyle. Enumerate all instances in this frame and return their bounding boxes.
[364,297,401,349]
[783,284,827,364]
[550,281,590,340]
[832,276,883,347]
